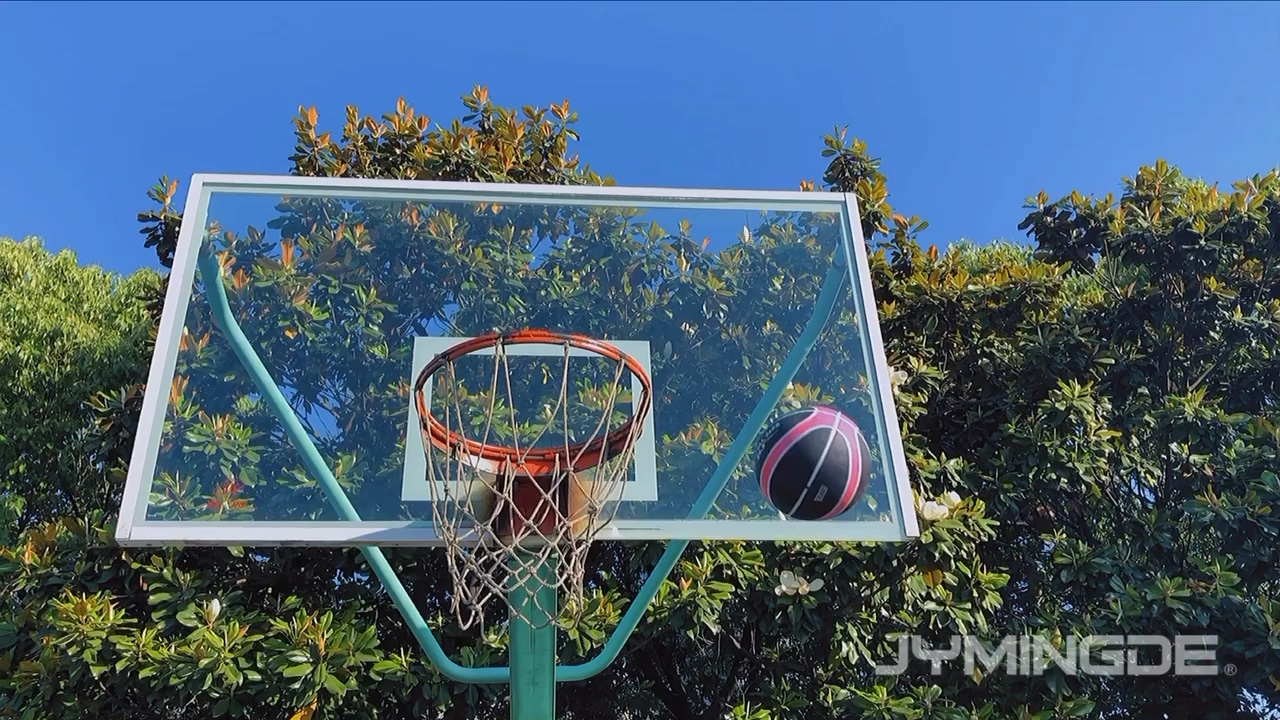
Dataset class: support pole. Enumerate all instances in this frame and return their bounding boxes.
[196,243,849,691]
[508,553,558,720]
[555,255,849,682]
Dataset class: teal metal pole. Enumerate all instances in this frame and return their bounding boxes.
[507,554,558,719]
[198,251,509,685]
[554,256,848,682]
[197,244,848,687]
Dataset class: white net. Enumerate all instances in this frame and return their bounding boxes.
[415,336,649,630]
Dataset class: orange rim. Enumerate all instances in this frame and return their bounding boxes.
[412,329,653,480]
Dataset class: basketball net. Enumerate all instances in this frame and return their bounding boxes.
[414,333,650,630]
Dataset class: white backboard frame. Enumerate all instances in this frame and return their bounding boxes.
[114,173,920,547]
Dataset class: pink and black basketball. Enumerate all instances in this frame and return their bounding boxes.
[755,405,872,521]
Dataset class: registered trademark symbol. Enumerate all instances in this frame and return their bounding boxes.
[1224,663,1237,676]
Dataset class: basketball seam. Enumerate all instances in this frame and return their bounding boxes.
[785,425,843,519]
[759,409,825,501]
[818,417,862,520]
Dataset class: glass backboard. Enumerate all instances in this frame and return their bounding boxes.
[115,174,918,546]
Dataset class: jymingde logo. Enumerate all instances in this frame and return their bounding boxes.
[872,634,1226,677]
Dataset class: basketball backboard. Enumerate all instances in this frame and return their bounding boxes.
[115,174,918,547]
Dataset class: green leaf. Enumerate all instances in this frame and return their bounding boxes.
[1045,669,1067,696]
[1066,699,1096,717]
[323,673,347,695]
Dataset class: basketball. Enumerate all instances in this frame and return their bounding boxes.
[755,405,872,521]
[490,471,594,543]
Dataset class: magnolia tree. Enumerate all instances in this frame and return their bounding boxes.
[1,90,1277,720]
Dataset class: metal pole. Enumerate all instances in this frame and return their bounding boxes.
[198,247,847,687]
[197,250,510,684]
[198,247,848,689]
[507,552,558,719]
[555,256,849,682]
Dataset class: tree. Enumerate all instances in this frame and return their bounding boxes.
[2,89,1278,720]
[0,238,159,539]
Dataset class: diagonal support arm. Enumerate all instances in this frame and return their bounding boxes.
[199,251,507,684]
[555,254,847,682]
[196,246,847,685]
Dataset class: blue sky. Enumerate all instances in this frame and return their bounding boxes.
[2,1,1278,276]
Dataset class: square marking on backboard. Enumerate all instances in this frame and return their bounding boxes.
[401,336,658,503]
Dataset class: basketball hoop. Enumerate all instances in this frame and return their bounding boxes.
[412,330,653,629]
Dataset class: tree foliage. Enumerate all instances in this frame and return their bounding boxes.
[2,89,1278,720]
[0,238,159,538]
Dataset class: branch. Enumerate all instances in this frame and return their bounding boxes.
[638,643,700,720]
[717,625,771,666]
[703,646,750,720]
